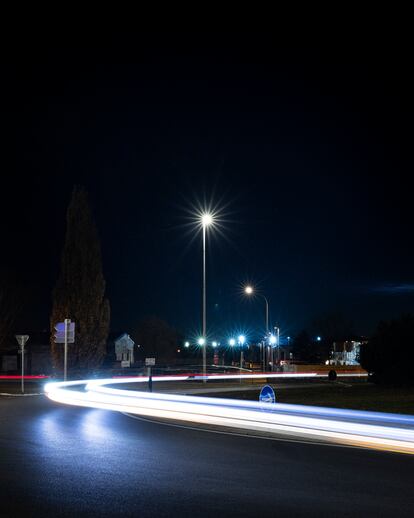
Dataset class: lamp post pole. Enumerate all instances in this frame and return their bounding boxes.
[238,336,246,382]
[15,335,29,394]
[276,326,280,366]
[263,296,269,334]
[263,295,269,372]
[201,213,213,383]
[244,286,270,372]
[20,345,25,393]
[202,223,207,383]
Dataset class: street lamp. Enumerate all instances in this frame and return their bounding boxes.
[201,213,213,382]
[244,285,270,371]
[244,285,269,333]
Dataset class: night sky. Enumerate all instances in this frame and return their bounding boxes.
[1,33,413,340]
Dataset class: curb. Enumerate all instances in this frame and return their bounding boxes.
[0,392,43,397]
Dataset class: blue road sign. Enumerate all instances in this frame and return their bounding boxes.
[54,321,75,343]
[259,385,276,405]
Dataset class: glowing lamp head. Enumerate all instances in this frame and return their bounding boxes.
[245,286,253,295]
[184,341,190,348]
[212,341,217,347]
[269,334,277,345]
[229,338,236,347]
[316,336,322,342]
[201,213,213,227]
[198,337,205,346]
[238,335,246,345]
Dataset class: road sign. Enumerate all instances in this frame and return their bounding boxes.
[259,385,276,405]
[54,322,75,343]
[145,357,156,366]
[15,335,29,347]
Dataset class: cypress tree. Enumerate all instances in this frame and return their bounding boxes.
[51,186,110,373]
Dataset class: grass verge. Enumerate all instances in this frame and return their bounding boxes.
[202,381,414,415]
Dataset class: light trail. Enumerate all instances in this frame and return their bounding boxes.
[0,375,50,380]
[44,372,414,455]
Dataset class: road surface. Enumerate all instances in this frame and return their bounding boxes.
[1,396,413,517]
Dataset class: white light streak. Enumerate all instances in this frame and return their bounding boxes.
[44,372,414,455]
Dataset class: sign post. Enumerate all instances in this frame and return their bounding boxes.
[54,320,75,381]
[145,358,155,392]
[15,335,29,394]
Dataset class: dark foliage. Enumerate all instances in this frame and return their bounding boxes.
[132,316,180,363]
[291,330,315,362]
[0,269,23,351]
[360,314,414,385]
[50,187,110,373]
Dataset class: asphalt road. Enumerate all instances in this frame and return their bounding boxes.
[1,396,413,517]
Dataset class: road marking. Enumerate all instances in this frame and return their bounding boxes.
[122,412,380,453]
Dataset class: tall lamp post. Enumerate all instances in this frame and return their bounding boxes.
[244,285,269,371]
[201,213,213,382]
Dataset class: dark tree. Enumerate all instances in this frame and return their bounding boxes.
[132,316,179,363]
[310,312,355,342]
[0,268,23,351]
[291,330,313,362]
[360,314,414,385]
[308,312,355,362]
[51,187,110,373]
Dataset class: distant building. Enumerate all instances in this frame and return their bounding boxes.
[114,333,136,367]
[328,339,367,366]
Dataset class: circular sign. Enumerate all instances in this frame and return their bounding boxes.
[259,385,276,406]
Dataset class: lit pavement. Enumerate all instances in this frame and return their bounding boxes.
[1,396,414,517]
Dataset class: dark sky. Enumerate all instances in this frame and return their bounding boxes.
[1,32,413,340]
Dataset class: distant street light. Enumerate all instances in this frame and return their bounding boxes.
[244,285,269,334]
[201,213,214,382]
[244,284,270,371]
[184,341,190,348]
[198,337,205,346]
[212,341,218,347]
